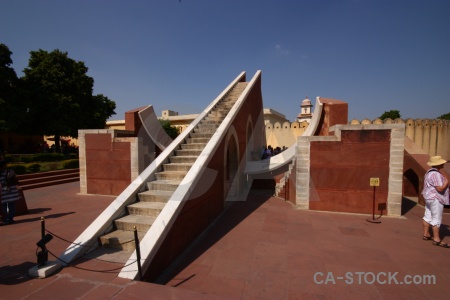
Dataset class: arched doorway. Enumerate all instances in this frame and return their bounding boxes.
[403,168,419,198]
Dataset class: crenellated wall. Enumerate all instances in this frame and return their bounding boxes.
[350,118,450,161]
[265,121,309,148]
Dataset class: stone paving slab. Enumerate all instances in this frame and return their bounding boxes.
[162,195,450,299]
[0,182,449,299]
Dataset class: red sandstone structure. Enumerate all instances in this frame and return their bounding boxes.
[58,71,448,283]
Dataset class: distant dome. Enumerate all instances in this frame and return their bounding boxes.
[301,96,311,106]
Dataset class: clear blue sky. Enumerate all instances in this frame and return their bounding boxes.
[1,0,449,122]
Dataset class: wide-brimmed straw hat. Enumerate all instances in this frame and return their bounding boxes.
[427,156,447,166]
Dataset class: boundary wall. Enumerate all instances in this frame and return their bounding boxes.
[350,118,450,161]
[78,107,156,196]
[296,124,405,216]
[265,121,309,148]
[268,117,449,161]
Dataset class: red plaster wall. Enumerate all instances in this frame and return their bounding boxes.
[125,107,147,134]
[287,161,297,205]
[274,98,348,206]
[143,74,266,281]
[309,130,391,214]
[274,161,296,205]
[85,133,131,195]
[316,98,348,136]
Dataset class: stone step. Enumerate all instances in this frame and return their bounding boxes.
[217,99,234,104]
[169,156,198,164]
[226,92,242,98]
[147,180,180,191]
[212,108,231,114]
[189,132,213,139]
[127,201,166,217]
[114,214,156,232]
[99,229,142,251]
[220,100,236,105]
[98,82,250,256]
[216,106,233,112]
[224,95,240,100]
[217,102,235,109]
[84,245,134,264]
[193,127,216,134]
[17,169,80,190]
[19,177,80,191]
[17,168,79,180]
[196,124,220,130]
[138,190,173,202]
[228,87,246,93]
[204,118,225,124]
[175,149,202,156]
[201,120,223,125]
[235,82,248,88]
[163,163,193,172]
[18,171,79,184]
[156,171,187,181]
[206,115,226,121]
[186,137,210,144]
[222,96,239,101]
[181,143,206,150]
[206,113,226,120]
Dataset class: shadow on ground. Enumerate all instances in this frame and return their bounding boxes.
[13,212,75,225]
[401,197,417,215]
[155,189,274,285]
[0,262,36,285]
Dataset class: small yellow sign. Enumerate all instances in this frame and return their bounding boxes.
[370,177,380,187]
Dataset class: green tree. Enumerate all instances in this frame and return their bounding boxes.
[0,44,18,133]
[437,112,450,120]
[159,119,179,139]
[19,49,116,152]
[379,110,401,120]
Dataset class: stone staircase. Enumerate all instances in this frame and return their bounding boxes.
[274,161,295,198]
[17,169,80,190]
[98,82,248,252]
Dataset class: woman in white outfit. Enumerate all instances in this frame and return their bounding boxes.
[422,156,449,248]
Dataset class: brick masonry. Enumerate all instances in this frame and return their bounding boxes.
[296,124,405,216]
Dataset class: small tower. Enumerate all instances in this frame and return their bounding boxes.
[297,96,313,123]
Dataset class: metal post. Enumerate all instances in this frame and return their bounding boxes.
[366,185,381,223]
[372,185,376,220]
[133,226,143,280]
[41,217,45,239]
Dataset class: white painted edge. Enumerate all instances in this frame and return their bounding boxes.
[118,71,261,279]
[59,72,246,266]
[244,97,323,175]
[138,105,173,150]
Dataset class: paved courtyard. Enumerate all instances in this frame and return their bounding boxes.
[0,182,449,299]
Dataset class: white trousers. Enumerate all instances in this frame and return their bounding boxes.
[423,199,443,227]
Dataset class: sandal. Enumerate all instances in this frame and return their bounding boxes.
[432,240,449,248]
[423,235,433,241]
